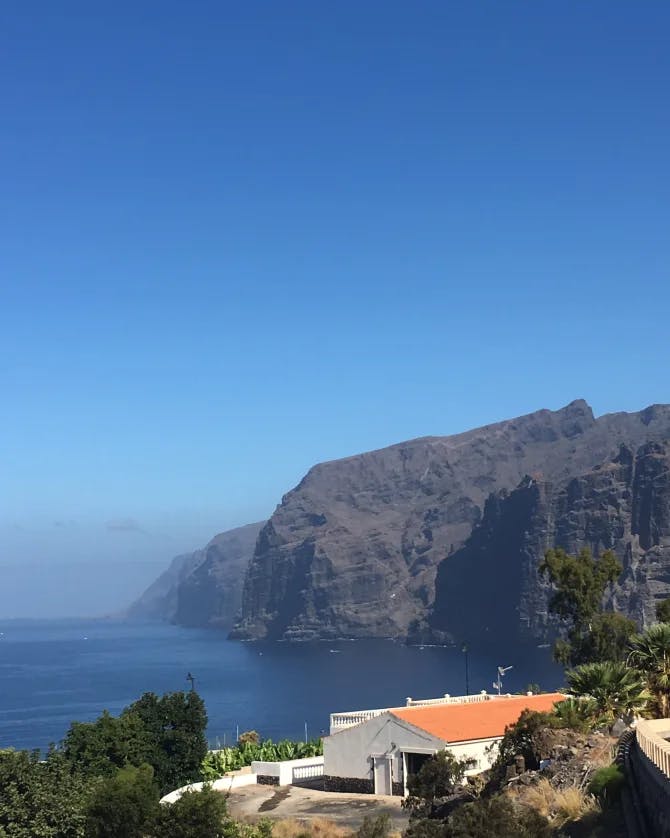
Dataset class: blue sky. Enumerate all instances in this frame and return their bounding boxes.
[1,2,668,616]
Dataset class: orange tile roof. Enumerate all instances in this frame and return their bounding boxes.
[390,693,565,743]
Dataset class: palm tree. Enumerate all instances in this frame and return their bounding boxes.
[628,623,670,717]
[566,661,649,722]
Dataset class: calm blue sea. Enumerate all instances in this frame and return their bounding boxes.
[0,619,563,751]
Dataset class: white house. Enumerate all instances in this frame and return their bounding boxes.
[323,691,564,795]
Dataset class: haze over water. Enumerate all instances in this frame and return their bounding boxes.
[0,620,562,752]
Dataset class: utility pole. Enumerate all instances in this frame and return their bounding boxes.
[461,643,470,696]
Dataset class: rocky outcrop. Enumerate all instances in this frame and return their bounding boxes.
[175,523,264,629]
[127,522,263,628]
[232,401,670,640]
[423,441,670,646]
[126,551,201,622]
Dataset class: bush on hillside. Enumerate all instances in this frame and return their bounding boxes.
[587,764,626,804]
[85,763,159,838]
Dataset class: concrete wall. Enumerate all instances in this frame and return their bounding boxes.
[160,773,257,805]
[449,737,501,775]
[323,711,446,784]
[629,720,670,837]
[250,756,324,786]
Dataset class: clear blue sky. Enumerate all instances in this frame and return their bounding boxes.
[1,2,668,616]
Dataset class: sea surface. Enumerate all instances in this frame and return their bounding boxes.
[0,619,563,751]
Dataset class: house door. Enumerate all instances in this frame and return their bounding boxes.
[373,756,392,795]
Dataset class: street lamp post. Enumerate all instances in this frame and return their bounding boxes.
[462,644,470,696]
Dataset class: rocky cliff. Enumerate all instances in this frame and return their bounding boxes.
[127,522,263,628]
[422,440,670,647]
[231,401,670,641]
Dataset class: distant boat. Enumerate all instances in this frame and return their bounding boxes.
[329,649,341,653]
[537,643,550,649]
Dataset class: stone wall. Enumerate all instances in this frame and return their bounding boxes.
[323,775,374,794]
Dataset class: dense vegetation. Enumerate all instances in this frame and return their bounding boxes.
[202,735,322,779]
[540,547,637,666]
[0,691,276,838]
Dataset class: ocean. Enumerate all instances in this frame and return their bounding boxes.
[0,619,563,751]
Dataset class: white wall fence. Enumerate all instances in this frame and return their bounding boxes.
[252,755,324,786]
[160,756,325,805]
[160,772,257,805]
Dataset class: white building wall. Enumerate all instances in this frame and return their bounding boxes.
[323,712,446,781]
[448,737,501,775]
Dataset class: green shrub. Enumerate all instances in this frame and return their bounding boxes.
[85,763,159,838]
[444,795,552,838]
[152,785,228,838]
[552,698,599,732]
[587,764,626,803]
[355,814,390,838]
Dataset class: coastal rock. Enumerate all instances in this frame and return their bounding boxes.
[127,522,263,628]
[424,441,670,646]
[232,401,670,640]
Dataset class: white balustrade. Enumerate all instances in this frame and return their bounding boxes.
[330,709,387,731]
[636,719,670,780]
[330,692,530,732]
[292,763,324,781]
[406,692,493,707]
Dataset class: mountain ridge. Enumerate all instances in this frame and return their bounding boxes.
[232,400,670,641]
[129,400,670,644]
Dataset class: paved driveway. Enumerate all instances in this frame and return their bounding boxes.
[225,784,410,832]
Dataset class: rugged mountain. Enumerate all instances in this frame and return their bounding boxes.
[127,522,263,628]
[231,401,670,641]
[175,522,264,629]
[126,551,201,622]
[422,440,670,647]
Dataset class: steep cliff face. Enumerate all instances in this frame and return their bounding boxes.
[232,401,670,640]
[127,522,263,628]
[126,551,200,622]
[175,522,264,629]
[424,441,670,646]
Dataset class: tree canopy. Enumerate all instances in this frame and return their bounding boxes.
[63,690,208,796]
[0,748,95,838]
[540,547,635,666]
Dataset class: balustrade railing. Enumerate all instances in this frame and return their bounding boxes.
[330,709,386,731]
[406,692,494,707]
[635,718,670,780]
[292,763,324,781]
[329,691,533,732]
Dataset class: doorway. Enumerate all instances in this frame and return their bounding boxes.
[373,756,392,795]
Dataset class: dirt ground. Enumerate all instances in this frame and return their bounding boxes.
[225,784,410,832]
